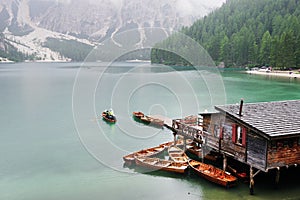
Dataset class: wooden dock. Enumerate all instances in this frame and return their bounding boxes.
[148,114,173,128]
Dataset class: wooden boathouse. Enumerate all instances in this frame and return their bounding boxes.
[171,99,300,194]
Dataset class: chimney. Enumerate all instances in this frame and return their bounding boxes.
[238,98,244,116]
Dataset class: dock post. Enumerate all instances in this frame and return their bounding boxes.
[249,166,254,195]
[223,154,227,171]
[201,143,205,162]
[173,132,177,145]
[275,167,280,188]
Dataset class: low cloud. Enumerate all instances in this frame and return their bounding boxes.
[176,0,225,16]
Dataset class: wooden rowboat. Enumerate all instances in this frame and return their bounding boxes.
[132,111,145,120]
[135,157,189,174]
[132,111,164,128]
[123,145,166,167]
[123,140,177,166]
[227,165,248,181]
[185,143,219,162]
[188,159,237,188]
[168,145,189,163]
[123,140,184,167]
[186,144,202,158]
[140,115,164,127]
[102,112,116,123]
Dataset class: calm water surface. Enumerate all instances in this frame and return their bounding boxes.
[0,62,299,200]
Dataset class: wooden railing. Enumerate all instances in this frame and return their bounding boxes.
[172,119,203,143]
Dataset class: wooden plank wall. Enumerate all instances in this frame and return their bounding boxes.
[247,132,267,170]
[220,119,247,163]
[203,115,247,162]
[200,113,300,171]
[267,139,300,168]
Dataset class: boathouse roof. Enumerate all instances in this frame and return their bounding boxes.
[215,100,300,139]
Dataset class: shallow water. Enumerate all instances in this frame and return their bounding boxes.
[0,62,299,200]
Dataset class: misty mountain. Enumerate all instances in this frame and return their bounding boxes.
[0,0,224,61]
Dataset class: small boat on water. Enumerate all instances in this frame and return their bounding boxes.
[227,165,248,181]
[132,111,164,128]
[123,140,185,166]
[142,116,164,127]
[123,142,172,166]
[135,157,189,174]
[186,143,202,158]
[188,159,237,188]
[102,109,116,123]
[132,111,144,120]
[185,143,219,162]
[168,145,189,163]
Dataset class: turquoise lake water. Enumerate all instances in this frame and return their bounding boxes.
[0,62,299,200]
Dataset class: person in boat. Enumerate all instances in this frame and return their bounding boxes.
[107,109,115,120]
[108,108,114,116]
[104,109,109,116]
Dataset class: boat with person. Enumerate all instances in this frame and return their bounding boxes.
[188,159,237,188]
[102,109,116,123]
[135,156,189,174]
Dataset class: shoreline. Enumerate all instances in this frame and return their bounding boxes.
[246,70,300,78]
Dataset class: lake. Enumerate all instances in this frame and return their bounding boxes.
[0,62,299,200]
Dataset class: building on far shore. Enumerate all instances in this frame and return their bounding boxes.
[0,57,14,63]
[172,99,300,195]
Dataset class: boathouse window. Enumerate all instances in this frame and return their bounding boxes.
[237,126,242,144]
[232,124,246,146]
[214,124,219,137]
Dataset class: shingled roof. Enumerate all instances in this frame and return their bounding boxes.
[215,100,300,139]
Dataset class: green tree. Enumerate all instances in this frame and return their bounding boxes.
[219,35,231,66]
[259,31,272,65]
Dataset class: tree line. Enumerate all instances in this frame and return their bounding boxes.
[151,0,300,69]
[0,33,32,62]
[44,38,94,62]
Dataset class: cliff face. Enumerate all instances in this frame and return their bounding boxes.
[0,0,224,61]
[28,0,222,40]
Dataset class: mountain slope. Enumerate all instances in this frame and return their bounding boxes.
[0,0,225,62]
[151,0,300,69]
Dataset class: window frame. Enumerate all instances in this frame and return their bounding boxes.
[232,123,246,147]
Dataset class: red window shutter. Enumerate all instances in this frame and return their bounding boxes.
[232,124,237,143]
[242,127,247,146]
[219,127,223,139]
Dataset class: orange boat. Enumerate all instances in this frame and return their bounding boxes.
[227,165,248,181]
[132,111,145,119]
[188,159,237,188]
